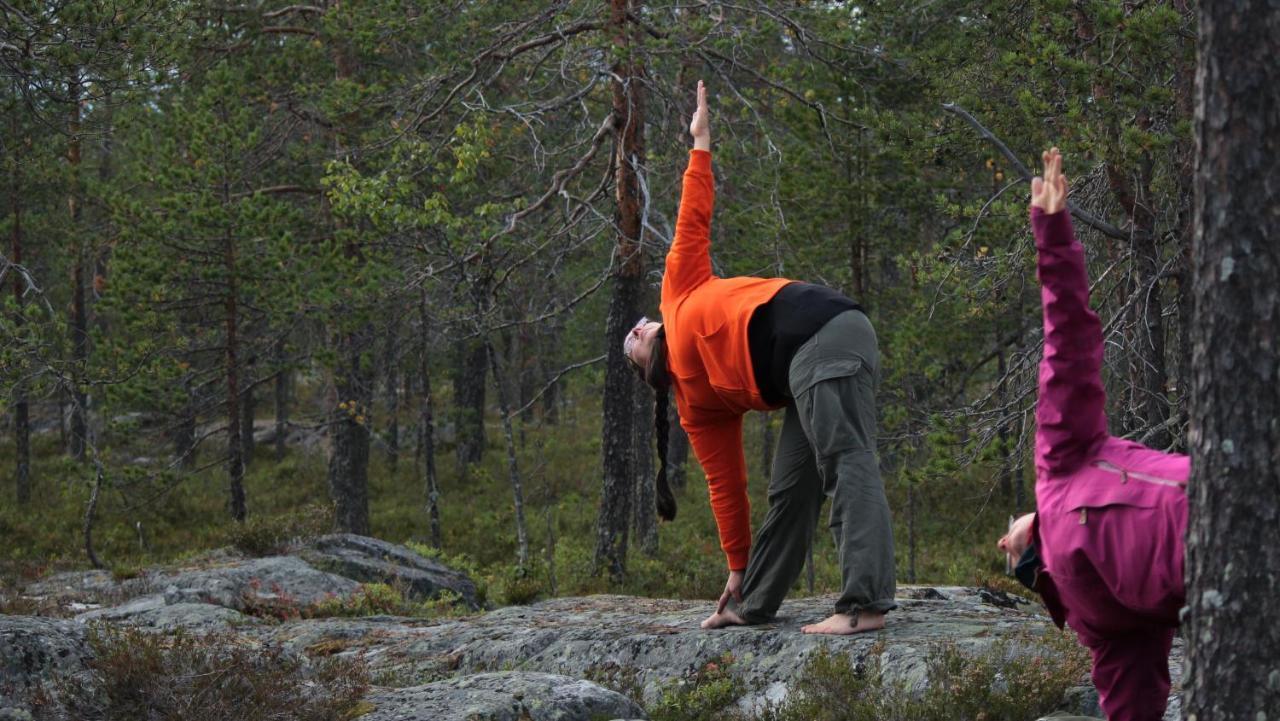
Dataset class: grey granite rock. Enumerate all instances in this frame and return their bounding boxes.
[144,555,362,610]
[21,570,120,605]
[76,600,254,631]
[299,534,480,608]
[361,671,646,721]
[0,615,87,712]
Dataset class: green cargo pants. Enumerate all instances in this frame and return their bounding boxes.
[732,309,897,623]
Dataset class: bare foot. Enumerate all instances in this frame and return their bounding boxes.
[801,611,885,635]
[700,607,747,629]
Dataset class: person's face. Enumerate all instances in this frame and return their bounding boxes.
[997,512,1036,566]
[624,318,662,371]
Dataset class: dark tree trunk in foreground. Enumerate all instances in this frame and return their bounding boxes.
[1183,1,1280,716]
[594,0,647,583]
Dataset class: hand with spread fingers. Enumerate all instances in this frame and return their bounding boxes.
[1031,146,1069,215]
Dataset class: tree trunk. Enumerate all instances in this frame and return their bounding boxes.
[452,336,488,468]
[274,337,289,461]
[594,0,647,583]
[419,295,442,548]
[488,339,529,569]
[240,373,256,468]
[10,107,30,505]
[1183,1,1280,716]
[328,328,373,535]
[325,4,372,536]
[222,189,246,522]
[67,78,88,461]
[633,387,657,556]
[383,313,401,470]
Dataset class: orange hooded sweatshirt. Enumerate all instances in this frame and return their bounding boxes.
[660,149,791,570]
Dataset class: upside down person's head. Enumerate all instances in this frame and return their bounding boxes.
[622,316,676,521]
[998,512,1036,566]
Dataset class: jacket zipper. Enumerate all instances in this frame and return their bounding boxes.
[1092,460,1186,490]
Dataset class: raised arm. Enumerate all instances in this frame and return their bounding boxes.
[1032,148,1107,475]
[663,81,715,300]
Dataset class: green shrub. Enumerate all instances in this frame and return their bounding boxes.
[756,630,1091,721]
[306,582,468,619]
[57,626,368,721]
[224,502,333,557]
[649,653,746,721]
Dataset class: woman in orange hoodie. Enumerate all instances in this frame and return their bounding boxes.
[625,82,896,634]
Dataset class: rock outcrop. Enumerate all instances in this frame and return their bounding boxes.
[299,534,480,608]
[2,536,1184,720]
[361,672,645,721]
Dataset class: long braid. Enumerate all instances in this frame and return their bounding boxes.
[654,385,675,520]
[628,323,677,521]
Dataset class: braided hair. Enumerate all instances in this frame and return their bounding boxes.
[634,325,677,521]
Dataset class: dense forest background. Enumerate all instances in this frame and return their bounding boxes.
[1,0,1196,602]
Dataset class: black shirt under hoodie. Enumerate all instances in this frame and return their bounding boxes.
[747,282,862,406]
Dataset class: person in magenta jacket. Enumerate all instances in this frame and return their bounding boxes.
[997,148,1188,721]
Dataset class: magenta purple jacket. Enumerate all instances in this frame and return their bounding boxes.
[1030,207,1188,643]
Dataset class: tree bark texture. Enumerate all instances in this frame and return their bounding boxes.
[595,0,647,583]
[1184,1,1280,716]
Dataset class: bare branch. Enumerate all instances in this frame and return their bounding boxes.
[941,103,1129,240]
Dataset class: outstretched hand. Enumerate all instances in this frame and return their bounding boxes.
[690,80,710,151]
[1030,147,1068,215]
